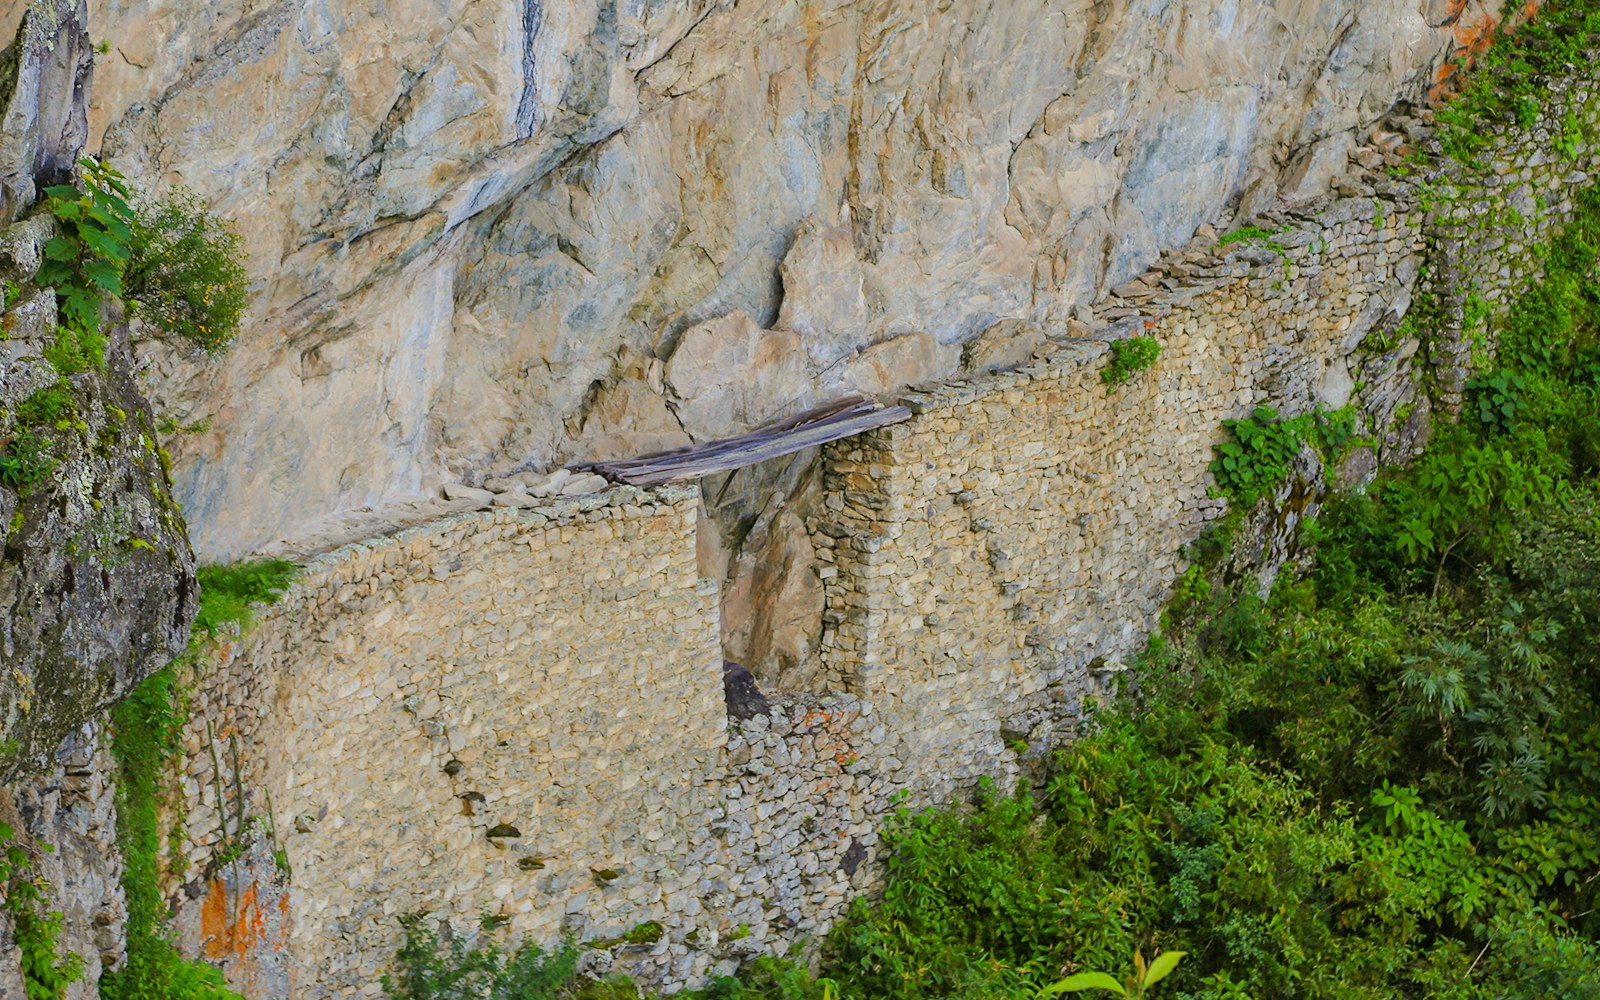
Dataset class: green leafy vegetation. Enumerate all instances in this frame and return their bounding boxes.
[810,180,1600,1000]
[1041,950,1184,998]
[1215,224,1288,247]
[36,158,135,344]
[191,559,299,636]
[1431,0,1600,165]
[0,428,55,493]
[102,667,240,1000]
[1207,404,1357,506]
[381,917,621,1000]
[2,159,244,512]
[14,385,74,429]
[123,189,249,354]
[382,917,838,1000]
[0,159,137,497]
[0,825,85,1000]
[102,559,299,1000]
[29,158,246,368]
[1100,337,1161,387]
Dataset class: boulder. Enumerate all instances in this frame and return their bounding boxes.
[961,319,1048,375]
[0,259,196,782]
[663,311,811,440]
[774,220,871,366]
[839,333,958,396]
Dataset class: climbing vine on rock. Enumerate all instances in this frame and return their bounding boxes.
[1208,405,1357,506]
[101,559,298,1000]
[0,825,85,1000]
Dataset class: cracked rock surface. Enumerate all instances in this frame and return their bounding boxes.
[83,0,1499,558]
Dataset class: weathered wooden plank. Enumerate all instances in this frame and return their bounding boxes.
[598,396,874,470]
[578,396,911,486]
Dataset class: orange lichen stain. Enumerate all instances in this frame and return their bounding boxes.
[199,880,230,960]
[801,710,832,729]
[1429,0,1546,103]
[199,879,276,961]
[274,892,292,952]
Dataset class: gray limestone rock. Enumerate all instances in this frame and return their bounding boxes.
[0,314,196,782]
[961,319,1047,375]
[0,0,92,226]
[83,0,1499,560]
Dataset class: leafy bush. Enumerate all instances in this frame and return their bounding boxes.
[700,955,838,999]
[0,429,55,493]
[14,385,73,428]
[192,559,300,636]
[31,161,246,360]
[123,189,248,354]
[1468,369,1528,433]
[1101,337,1161,387]
[381,915,612,1000]
[1207,405,1357,506]
[1041,950,1184,998]
[36,158,134,341]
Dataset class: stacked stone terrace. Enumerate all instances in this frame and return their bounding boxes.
[166,68,1600,999]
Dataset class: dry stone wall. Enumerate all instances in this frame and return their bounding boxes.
[1421,76,1600,404]
[171,487,731,995]
[813,203,1422,800]
[155,67,1600,1000]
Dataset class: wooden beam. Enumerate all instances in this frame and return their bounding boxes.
[578,396,912,487]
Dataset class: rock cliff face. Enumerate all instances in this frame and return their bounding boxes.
[0,2,196,991]
[0,0,94,225]
[1,0,196,786]
[82,0,1501,559]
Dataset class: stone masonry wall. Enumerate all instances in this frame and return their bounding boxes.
[809,67,1600,807]
[159,63,1600,1000]
[1423,75,1600,404]
[814,212,1411,798]
[170,487,729,995]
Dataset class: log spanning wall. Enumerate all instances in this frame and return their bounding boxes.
[169,74,1600,998]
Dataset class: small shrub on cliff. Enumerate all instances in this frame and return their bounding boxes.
[33,161,246,359]
[1208,405,1309,505]
[1101,337,1161,387]
[0,428,55,494]
[382,915,586,1000]
[191,558,299,637]
[36,158,134,344]
[123,189,248,355]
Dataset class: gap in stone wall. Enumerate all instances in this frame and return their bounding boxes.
[697,449,832,696]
